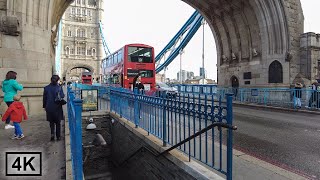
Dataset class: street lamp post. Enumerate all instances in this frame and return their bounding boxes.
[163,53,166,83]
[201,19,205,85]
[180,49,183,84]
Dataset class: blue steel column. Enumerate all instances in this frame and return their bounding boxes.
[74,99,83,180]
[226,93,233,180]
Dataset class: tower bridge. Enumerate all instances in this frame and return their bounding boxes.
[0,1,320,179]
[0,0,312,115]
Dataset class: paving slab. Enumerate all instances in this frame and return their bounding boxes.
[0,115,66,180]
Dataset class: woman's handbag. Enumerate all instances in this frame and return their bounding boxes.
[55,87,67,105]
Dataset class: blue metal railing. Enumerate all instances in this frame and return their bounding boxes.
[67,86,83,180]
[109,87,235,180]
[175,84,320,110]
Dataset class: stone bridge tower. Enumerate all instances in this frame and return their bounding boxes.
[60,0,104,82]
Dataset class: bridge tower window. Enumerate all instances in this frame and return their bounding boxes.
[77,29,86,37]
[71,8,75,15]
[77,0,81,5]
[268,60,283,83]
[70,48,75,55]
[65,46,70,55]
[82,9,86,16]
[67,30,72,37]
[92,48,96,56]
[82,0,86,5]
[87,49,92,56]
[77,8,81,15]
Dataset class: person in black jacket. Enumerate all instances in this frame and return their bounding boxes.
[293,83,302,108]
[43,75,65,141]
[132,73,144,91]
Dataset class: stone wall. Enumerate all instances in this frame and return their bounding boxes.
[300,32,320,83]
[110,116,201,180]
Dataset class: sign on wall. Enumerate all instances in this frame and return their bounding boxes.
[81,89,98,111]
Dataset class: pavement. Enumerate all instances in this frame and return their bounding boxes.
[0,114,66,180]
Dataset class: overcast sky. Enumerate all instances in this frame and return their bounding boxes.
[102,0,320,80]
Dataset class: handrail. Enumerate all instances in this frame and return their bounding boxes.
[158,122,237,156]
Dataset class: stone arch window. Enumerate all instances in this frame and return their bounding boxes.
[268,60,283,83]
[65,46,70,55]
[92,48,96,56]
[82,0,86,5]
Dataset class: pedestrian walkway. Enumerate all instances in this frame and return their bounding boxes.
[0,114,66,180]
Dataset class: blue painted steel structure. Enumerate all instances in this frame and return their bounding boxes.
[155,11,199,62]
[67,86,83,180]
[99,21,111,56]
[109,86,235,180]
[155,11,203,73]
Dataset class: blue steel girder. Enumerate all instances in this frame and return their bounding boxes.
[99,21,111,56]
[156,13,203,73]
[155,11,199,62]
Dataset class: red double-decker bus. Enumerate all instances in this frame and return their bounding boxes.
[81,71,93,85]
[101,44,156,91]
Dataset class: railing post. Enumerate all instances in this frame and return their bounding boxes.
[162,92,167,146]
[226,93,233,180]
[293,89,296,109]
[74,99,83,180]
[134,88,139,128]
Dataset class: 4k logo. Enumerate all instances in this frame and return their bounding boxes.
[6,152,42,176]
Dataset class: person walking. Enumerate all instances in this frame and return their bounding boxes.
[307,82,318,108]
[2,71,23,129]
[2,95,28,139]
[43,75,65,141]
[293,83,303,108]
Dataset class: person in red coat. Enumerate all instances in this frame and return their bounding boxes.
[2,95,28,139]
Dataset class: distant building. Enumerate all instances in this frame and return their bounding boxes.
[177,70,194,82]
[185,78,216,84]
[156,74,165,82]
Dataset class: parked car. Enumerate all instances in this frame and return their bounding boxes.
[156,82,178,97]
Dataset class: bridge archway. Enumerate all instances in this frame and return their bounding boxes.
[0,0,305,115]
[63,64,95,82]
[53,0,303,87]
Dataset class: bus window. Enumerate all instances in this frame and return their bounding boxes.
[114,53,118,63]
[112,74,120,84]
[118,51,122,62]
[127,69,154,77]
[127,46,152,63]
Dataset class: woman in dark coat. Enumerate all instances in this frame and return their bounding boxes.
[43,75,64,141]
[132,73,144,91]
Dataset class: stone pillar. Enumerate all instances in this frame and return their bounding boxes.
[0,0,72,115]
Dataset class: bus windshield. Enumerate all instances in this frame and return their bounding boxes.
[127,46,153,63]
